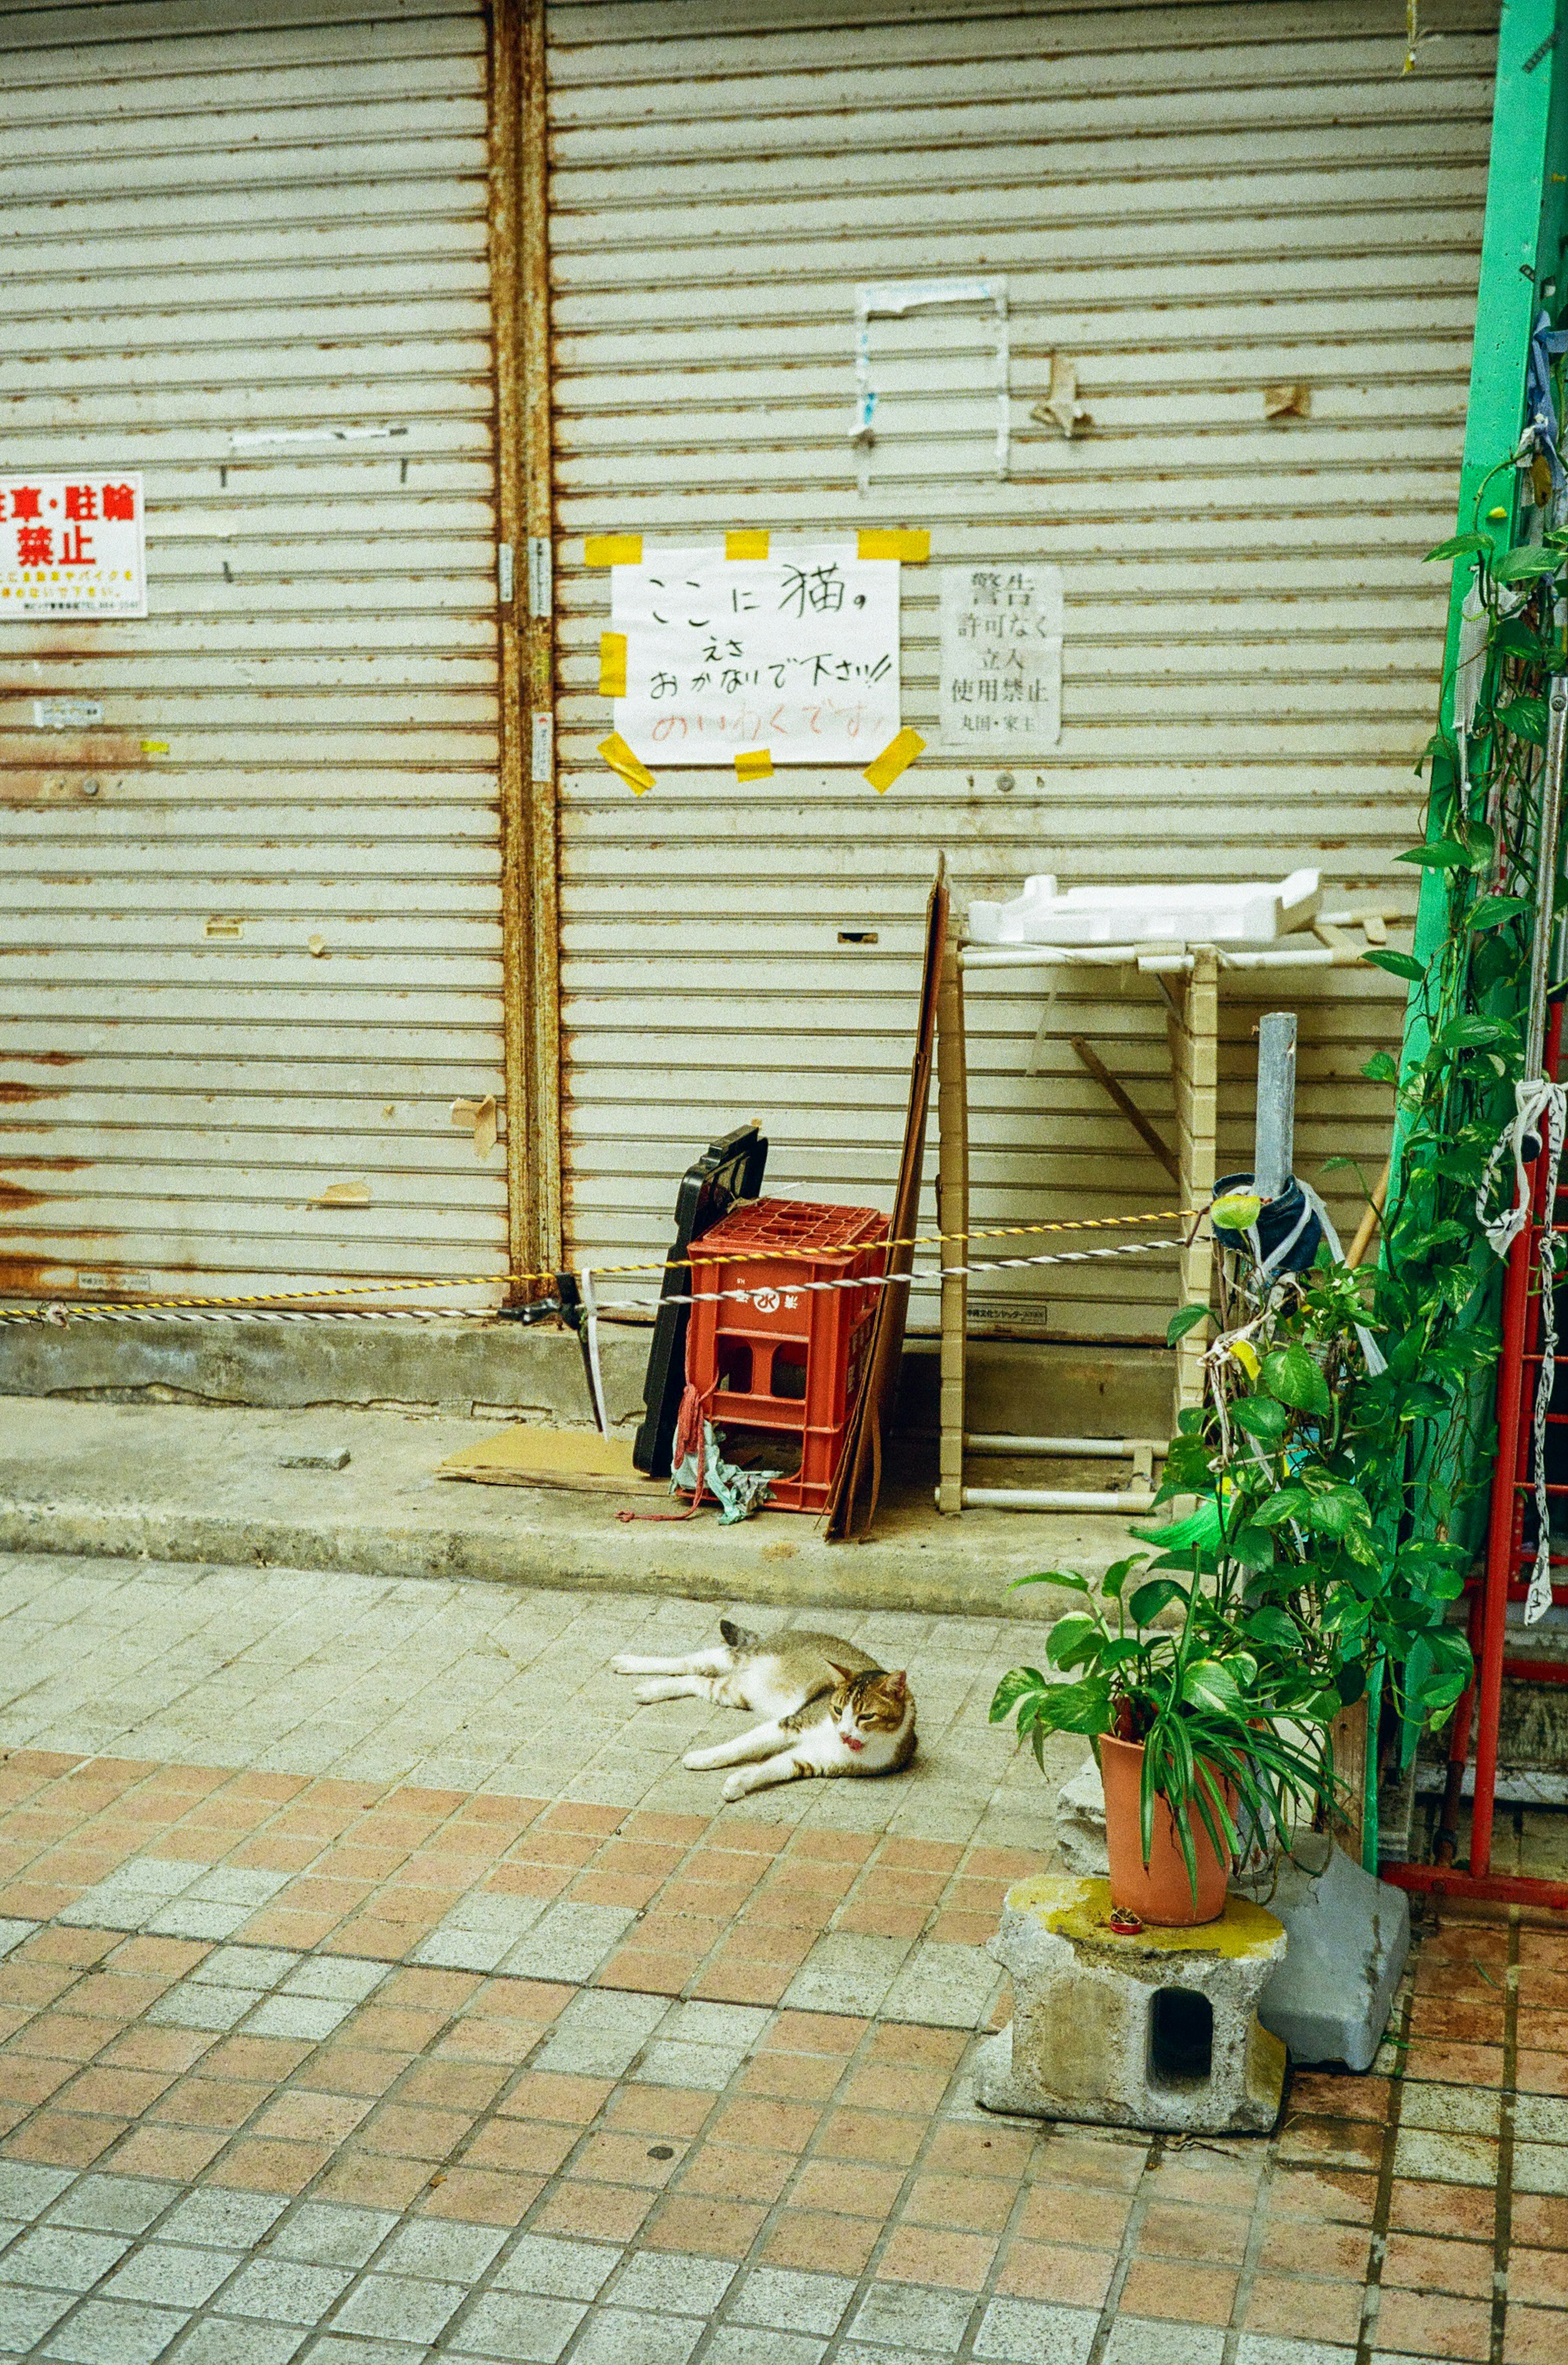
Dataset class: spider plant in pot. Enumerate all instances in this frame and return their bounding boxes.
[991,1555,1340,1925]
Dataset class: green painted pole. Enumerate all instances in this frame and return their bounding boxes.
[1373,2,1563,1874]
[1399,0,1563,1036]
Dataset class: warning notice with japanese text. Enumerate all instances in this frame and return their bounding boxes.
[0,473,147,618]
[610,546,899,766]
[938,563,1062,749]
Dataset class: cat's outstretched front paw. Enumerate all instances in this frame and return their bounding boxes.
[721,1771,751,1802]
[610,1653,638,1674]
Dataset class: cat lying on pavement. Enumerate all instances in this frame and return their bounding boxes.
[612,1618,916,1801]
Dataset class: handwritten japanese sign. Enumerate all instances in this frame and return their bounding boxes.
[938,563,1062,749]
[0,473,146,619]
[610,546,899,766]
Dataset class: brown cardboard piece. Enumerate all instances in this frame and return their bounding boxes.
[436,1424,658,1494]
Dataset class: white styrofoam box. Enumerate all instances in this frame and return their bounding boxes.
[965,869,1321,948]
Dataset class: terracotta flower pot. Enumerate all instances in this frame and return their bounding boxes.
[1099,1732,1232,1926]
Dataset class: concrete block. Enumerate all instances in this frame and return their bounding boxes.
[975,1874,1287,2135]
[1055,1771,1411,2074]
[1236,1832,1409,2074]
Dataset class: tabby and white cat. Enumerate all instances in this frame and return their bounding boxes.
[612,1618,917,1801]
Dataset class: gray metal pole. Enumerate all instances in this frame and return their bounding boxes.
[1254,1011,1298,1202]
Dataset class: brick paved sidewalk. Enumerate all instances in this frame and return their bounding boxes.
[0,1553,1565,2365]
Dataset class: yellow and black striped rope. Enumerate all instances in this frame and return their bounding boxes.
[0,1205,1206,1320]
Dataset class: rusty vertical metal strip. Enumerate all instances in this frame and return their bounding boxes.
[521,0,563,1273]
[489,0,528,1297]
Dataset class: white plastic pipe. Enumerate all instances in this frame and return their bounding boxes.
[952,1485,1160,1513]
[964,1433,1167,1459]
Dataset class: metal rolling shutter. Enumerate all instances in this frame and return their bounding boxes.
[0,0,507,1304]
[548,0,1497,1342]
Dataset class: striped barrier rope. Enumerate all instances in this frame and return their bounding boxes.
[0,1205,1204,1323]
[0,1233,1191,1327]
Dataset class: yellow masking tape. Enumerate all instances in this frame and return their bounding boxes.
[726,530,770,559]
[584,534,643,566]
[140,740,169,755]
[599,631,627,698]
[862,727,925,794]
[735,748,773,781]
[857,528,931,563]
[598,733,655,795]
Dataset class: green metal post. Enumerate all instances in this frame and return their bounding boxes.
[1373,2,1565,1874]
[1400,0,1565,1021]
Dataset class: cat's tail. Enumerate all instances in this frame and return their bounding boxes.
[719,1616,763,1650]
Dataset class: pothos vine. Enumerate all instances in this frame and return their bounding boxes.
[1148,464,1561,1760]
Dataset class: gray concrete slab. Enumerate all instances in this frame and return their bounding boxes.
[0,1395,1136,1621]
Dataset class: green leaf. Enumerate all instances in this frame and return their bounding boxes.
[1497,693,1550,744]
[1007,1569,1092,1593]
[1242,1606,1299,1649]
[1260,1344,1332,1418]
[1099,1555,1145,1601]
[1492,547,1562,586]
[1335,1661,1367,1706]
[1434,1014,1513,1050]
[1029,1675,1114,1738]
[1211,1192,1263,1233]
[1304,1486,1370,1539]
[1046,1612,1101,1671]
[1162,1433,1217,1492]
[1396,840,1471,870]
[1126,1576,1187,1627]
[1423,531,1490,562]
[1465,894,1531,931]
[1228,1521,1279,1570]
[1183,1658,1244,1716]
[1232,1393,1290,1445]
[1165,1302,1212,1347]
[1250,1485,1312,1529]
[989,1666,1044,1721]
[1361,1051,1399,1085]
[1098,1637,1146,1671]
[1363,949,1426,982]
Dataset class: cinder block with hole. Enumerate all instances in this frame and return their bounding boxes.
[975,1874,1287,2134]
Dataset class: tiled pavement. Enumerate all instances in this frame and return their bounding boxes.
[0,1554,1565,2364]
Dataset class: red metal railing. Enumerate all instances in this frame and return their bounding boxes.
[1383,994,1568,1911]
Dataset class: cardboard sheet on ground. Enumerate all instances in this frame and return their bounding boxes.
[437,1425,658,1494]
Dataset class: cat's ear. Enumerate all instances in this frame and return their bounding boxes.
[884,1670,909,1700]
[824,1659,862,1687]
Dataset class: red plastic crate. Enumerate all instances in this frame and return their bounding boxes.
[683,1197,890,1513]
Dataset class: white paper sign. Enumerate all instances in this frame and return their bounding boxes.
[611,546,900,766]
[938,562,1062,749]
[0,472,147,618]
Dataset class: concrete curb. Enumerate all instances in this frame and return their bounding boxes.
[0,1397,1136,1619]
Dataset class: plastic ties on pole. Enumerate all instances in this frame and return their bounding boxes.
[1476,1079,1566,1256]
[1210,1174,1387,1377]
[1526,1091,1566,1625]
[1524,310,1568,500]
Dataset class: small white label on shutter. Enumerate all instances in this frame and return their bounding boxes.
[498,541,514,603]
[528,535,553,617]
[33,698,104,729]
[531,709,554,777]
